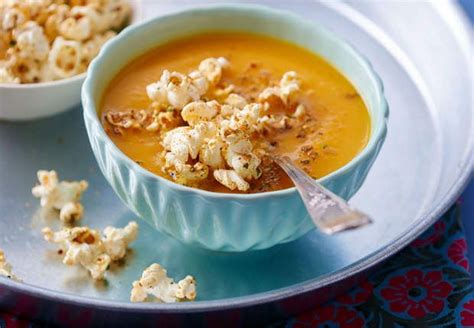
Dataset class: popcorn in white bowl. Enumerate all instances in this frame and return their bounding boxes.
[0,0,142,121]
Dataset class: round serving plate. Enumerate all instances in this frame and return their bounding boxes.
[0,1,472,326]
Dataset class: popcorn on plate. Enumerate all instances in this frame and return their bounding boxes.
[0,249,20,281]
[130,263,196,303]
[42,221,138,280]
[32,170,88,223]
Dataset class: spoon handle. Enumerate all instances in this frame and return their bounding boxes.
[273,156,372,234]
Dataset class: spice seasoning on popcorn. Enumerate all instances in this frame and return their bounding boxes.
[103,57,304,192]
[42,221,138,280]
[0,0,131,84]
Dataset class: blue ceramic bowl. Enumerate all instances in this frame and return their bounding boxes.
[82,4,388,252]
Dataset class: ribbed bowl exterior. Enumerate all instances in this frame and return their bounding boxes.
[82,4,389,251]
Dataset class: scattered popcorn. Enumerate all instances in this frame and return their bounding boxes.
[43,226,110,280]
[42,221,138,280]
[175,275,197,300]
[130,263,196,303]
[32,170,88,223]
[103,221,138,261]
[59,201,84,223]
[0,0,131,83]
[0,249,20,281]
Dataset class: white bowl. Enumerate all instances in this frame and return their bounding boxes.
[0,0,143,121]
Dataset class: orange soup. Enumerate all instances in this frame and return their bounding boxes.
[101,32,370,193]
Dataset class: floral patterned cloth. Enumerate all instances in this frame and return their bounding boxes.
[280,205,474,327]
[1,205,472,327]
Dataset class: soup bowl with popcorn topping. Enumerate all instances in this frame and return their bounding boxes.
[0,0,142,121]
[83,4,388,251]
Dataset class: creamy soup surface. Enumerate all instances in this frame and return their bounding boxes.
[101,32,370,193]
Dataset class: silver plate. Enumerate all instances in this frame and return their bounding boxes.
[0,1,472,325]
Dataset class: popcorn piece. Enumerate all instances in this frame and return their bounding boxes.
[59,202,84,223]
[175,275,197,300]
[258,71,301,105]
[2,7,26,31]
[220,104,237,118]
[104,0,131,30]
[80,30,116,67]
[48,37,82,79]
[213,169,250,191]
[0,249,20,281]
[42,226,110,280]
[162,121,224,184]
[6,55,47,83]
[130,263,196,303]
[162,122,216,161]
[58,14,92,41]
[187,69,209,95]
[43,4,70,41]
[258,114,292,131]
[103,221,138,261]
[163,126,203,162]
[0,66,20,84]
[43,221,138,280]
[69,5,106,35]
[225,93,247,109]
[181,100,219,127]
[279,71,300,103]
[198,57,229,85]
[165,157,209,184]
[144,110,180,132]
[236,103,262,128]
[13,21,50,61]
[146,70,206,110]
[32,170,88,223]
[105,109,148,130]
[199,138,225,169]
[213,84,235,98]
[225,150,262,180]
[293,104,306,118]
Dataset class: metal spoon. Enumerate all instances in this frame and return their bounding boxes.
[273,156,372,234]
